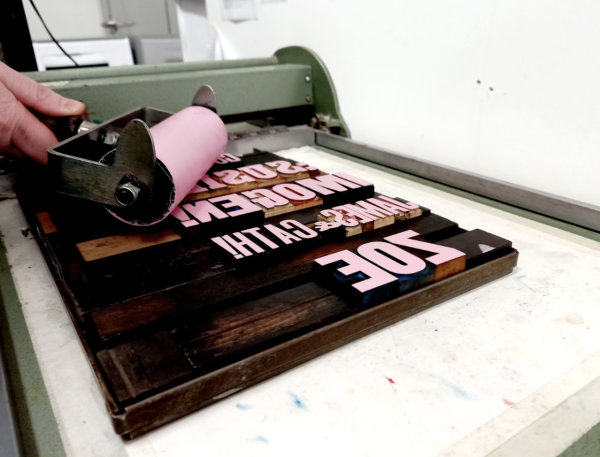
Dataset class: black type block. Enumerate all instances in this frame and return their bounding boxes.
[436,229,512,268]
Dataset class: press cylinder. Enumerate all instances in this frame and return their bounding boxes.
[106,106,227,225]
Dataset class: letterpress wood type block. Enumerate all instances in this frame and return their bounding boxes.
[296,173,374,206]
[264,160,311,181]
[239,164,287,187]
[436,229,512,268]
[357,241,435,295]
[212,169,258,193]
[313,250,398,306]
[384,230,466,281]
[211,226,282,267]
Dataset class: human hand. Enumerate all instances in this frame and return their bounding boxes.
[0,62,85,165]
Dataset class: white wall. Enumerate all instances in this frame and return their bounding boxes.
[205,0,600,206]
[23,0,106,40]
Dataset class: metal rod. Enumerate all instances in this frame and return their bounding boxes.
[316,131,600,233]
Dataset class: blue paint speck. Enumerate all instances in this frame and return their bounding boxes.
[236,403,250,410]
[255,435,268,444]
[289,392,306,408]
[435,329,438,332]
[430,374,473,400]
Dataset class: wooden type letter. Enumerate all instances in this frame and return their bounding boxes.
[270,183,323,213]
[261,221,321,258]
[296,174,373,206]
[212,170,257,192]
[384,230,466,281]
[312,209,352,241]
[241,188,293,217]
[357,241,434,294]
[239,164,285,186]
[211,226,281,266]
[176,194,264,235]
[280,219,318,239]
[377,195,422,219]
[366,198,410,220]
[313,250,398,306]
[210,194,264,217]
[265,160,311,181]
[181,201,228,224]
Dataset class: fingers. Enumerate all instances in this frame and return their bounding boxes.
[0,146,24,161]
[10,106,58,165]
[0,81,57,165]
[0,62,85,116]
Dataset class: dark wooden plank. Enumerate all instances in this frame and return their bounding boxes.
[171,282,350,369]
[97,332,192,404]
[130,333,193,388]
[90,213,460,340]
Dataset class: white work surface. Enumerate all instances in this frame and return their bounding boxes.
[2,146,600,457]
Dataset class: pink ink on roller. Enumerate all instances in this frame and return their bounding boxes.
[106,106,227,225]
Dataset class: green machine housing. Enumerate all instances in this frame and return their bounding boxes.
[26,46,350,138]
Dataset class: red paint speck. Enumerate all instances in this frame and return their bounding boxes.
[384,376,396,385]
[503,398,515,406]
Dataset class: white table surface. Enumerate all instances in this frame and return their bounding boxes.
[2,146,600,457]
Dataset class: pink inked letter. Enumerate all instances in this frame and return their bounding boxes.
[264,224,302,245]
[222,232,265,257]
[280,219,318,239]
[265,160,307,174]
[314,250,397,293]
[239,164,278,180]
[242,189,289,209]
[357,241,426,274]
[209,194,263,217]
[182,200,229,223]
[212,236,244,259]
[384,230,465,265]
[213,170,256,185]
[272,183,316,201]
[242,227,280,249]
[296,174,361,195]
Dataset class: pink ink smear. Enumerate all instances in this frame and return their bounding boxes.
[384,376,396,385]
[503,398,515,406]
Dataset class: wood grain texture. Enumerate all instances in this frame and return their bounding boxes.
[36,212,58,234]
[172,282,350,369]
[76,230,181,262]
[97,332,192,404]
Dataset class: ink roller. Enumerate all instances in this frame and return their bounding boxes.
[47,86,227,226]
